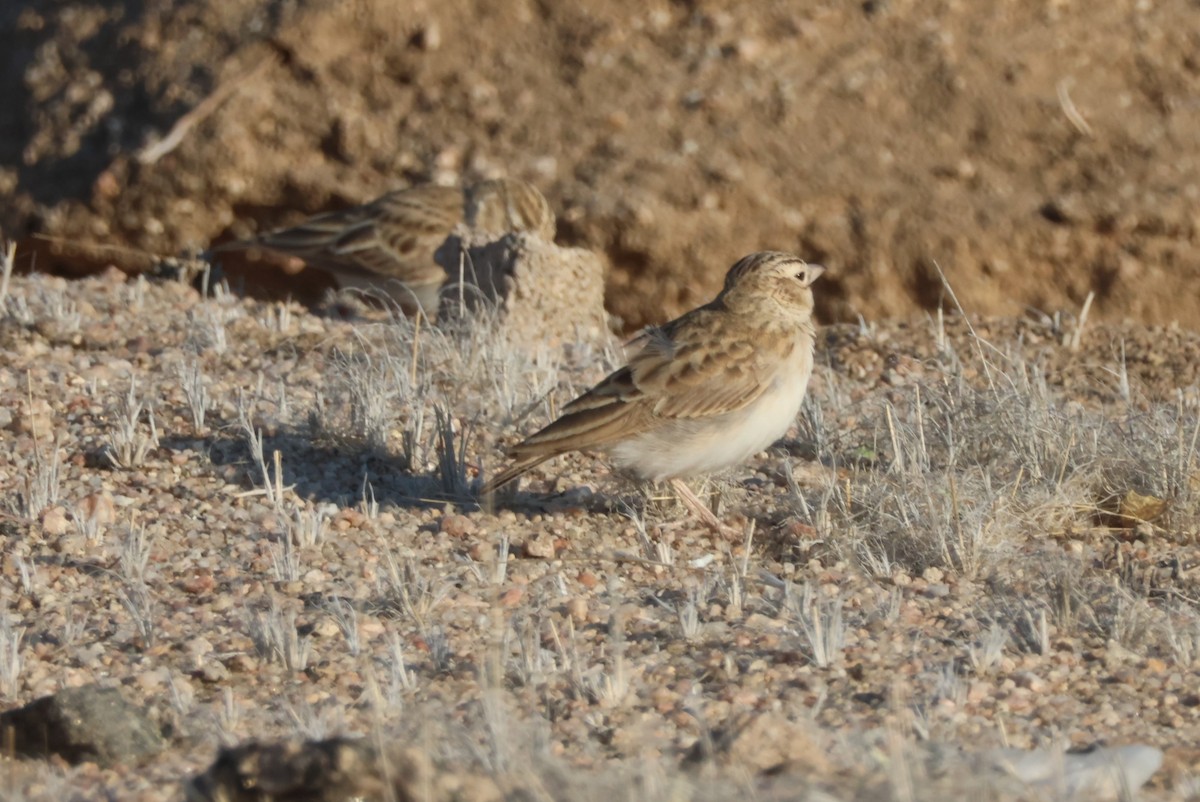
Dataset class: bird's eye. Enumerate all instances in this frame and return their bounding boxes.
[794,270,807,282]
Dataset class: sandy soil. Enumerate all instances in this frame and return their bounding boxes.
[3,0,1200,331]
[3,1,1200,798]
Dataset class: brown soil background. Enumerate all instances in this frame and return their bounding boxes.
[3,0,1199,330]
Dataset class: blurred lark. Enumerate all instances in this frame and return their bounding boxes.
[213,178,555,318]
[482,251,824,531]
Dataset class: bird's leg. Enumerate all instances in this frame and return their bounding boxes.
[669,478,730,534]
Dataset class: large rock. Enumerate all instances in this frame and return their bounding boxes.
[982,743,1163,800]
[438,231,610,350]
[6,0,1200,332]
[0,684,165,767]
[186,738,503,802]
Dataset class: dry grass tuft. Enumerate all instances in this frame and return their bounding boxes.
[0,269,1193,800]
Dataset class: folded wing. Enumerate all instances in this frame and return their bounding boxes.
[483,307,781,492]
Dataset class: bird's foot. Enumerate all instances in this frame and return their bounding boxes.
[669,478,742,538]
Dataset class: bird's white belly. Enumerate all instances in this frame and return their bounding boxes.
[608,357,812,482]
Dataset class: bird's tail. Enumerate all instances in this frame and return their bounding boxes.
[478,454,556,497]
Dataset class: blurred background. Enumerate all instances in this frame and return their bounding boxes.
[1,0,1197,330]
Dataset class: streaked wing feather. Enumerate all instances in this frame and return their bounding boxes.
[627,309,774,420]
[369,186,463,235]
[560,367,642,411]
[230,186,462,270]
[496,310,777,474]
[511,368,646,454]
[254,207,377,256]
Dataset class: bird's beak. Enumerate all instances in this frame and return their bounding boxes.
[807,263,826,283]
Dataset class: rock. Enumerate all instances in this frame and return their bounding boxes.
[521,531,558,559]
[39,505,69,535]
[983,743,1163,799]
[77,491,116,531]
[565,596,589,624]
[686,711,831,776]
[187,737,386,802]
[0,684,165,767]
[187,738,503,802]
[194,660,231,684]
[439,513,477,538]
[14,398,53,437]
[1103,638,1142,668]
[436,232,609,349]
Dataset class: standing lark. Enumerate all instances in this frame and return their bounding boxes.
[482,251,824,531]
[212,178,555,318]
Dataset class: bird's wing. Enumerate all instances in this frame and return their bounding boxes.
[329,188,461,281]
[482,309,784,493]
[574,308,778,418]
[220,186,462,281]
[249,208,365,255]
[518,309,781,453]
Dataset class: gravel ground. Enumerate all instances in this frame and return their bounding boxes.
[1,269,1199,800]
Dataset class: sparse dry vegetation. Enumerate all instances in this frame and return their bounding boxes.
[1,269,1197,798]
[6,0,1200,793]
